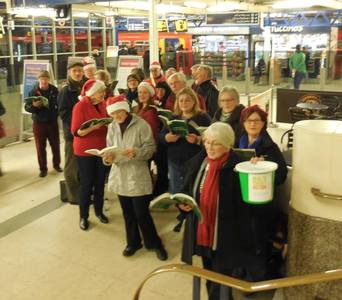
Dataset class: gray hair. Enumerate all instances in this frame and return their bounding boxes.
[218,86,240,105]
[203,122,235,149]
[198,65,212,79]
[167,72,187,84]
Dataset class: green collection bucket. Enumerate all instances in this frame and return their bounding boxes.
[235,161,278,205]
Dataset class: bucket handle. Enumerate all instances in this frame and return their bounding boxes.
[311,188,342,201]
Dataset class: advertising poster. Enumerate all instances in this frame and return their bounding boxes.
[115,56,143,92]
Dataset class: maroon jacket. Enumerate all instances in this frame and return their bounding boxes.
[137,106,159,142]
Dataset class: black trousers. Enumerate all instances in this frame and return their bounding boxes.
[76,155,106,219]
[33,120,60,171]
[118,194,162,249]
[152,142,169,196]
[202,256,233,300]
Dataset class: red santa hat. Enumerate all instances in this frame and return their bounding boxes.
[149,61,161,70]
[82,56,97,71]
[79,79,105,99]
[106,95,130,115]
[138,82,155,97]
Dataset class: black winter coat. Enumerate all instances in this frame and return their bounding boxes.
[213,104,245,141]
[182,151,275,274]
[196,80,219,118]
[26,84,59,123]
[57,83,80,141]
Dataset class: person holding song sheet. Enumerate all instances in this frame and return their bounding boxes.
[71,79,110,231]
[180,122,274,300]
[160,87,211,195]
[104,96,168,261]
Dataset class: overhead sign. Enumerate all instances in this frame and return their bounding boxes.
[175,19,188,32]
[207,12,259,25]
[158,19,168,32]
[271,26,304,33]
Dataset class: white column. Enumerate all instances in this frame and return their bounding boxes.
[149,0,158,64]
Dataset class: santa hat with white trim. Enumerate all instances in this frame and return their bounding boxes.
[149,61,161,70]
[79,79,105,99]
[106,95,130,115]
[82,56,97,71]
[138,81,155,97]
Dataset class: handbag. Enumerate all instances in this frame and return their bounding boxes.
[0,119,6,138]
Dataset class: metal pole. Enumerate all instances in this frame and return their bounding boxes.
[192,276,201,300]
[102,16,107,69]
[245,66,251,104]
[31,17,37,60]
[52,19,58,83]
[149,0,158,64]
[87,14,92,56]
[70,13,76,55]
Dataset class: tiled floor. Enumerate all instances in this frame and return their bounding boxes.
[0,138,282,300]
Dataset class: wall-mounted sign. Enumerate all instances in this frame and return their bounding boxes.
[175,19,188,32]
[271,26,304,33]
[207,13,259,25]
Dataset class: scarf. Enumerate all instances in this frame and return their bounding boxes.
[239,133,262,149]
[197,152,229,248]
[67,76,83,94]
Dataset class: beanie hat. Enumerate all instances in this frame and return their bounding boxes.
[138,82,155,97]
[203,122,235,149]
[79,79,105,99]
[82,56,97,71]
[67,58,84,70]
[150,61,161,70]
[106,95,130,115]
[38,70,50,79]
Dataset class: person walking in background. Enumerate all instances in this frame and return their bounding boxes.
[71,79,109,231]
[57,59,84,205]
[289,44,306,90]
[25,70,61,177]
[104,97,168,260]
[212,86,245,141]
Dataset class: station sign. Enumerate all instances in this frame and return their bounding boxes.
[157,19,168,32]
[207,12,259,25]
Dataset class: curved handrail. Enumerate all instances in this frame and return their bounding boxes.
[133,263,342,300]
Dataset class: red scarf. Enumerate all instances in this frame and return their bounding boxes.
[197,152,229,248]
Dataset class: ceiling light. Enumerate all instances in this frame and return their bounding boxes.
[157,4,183,13]
[207,2,241,12]
[10,6,56,18]
[184,1,207,9]
[273,0,342,9]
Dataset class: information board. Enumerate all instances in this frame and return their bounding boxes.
[115,56,143,92]
[22,60,50,99]
[207,12,259,25]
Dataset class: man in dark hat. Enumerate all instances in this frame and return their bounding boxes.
[25,70,61,177]
[57,59,84,204]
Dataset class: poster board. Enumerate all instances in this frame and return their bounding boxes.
[115,55,143,92]
[107,46,119,58]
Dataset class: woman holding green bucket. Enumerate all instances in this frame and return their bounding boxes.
[179,122,276,300]
[238,105,287,186]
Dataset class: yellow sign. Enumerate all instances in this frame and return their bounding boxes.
[175,19,188,32]
[157,19,168,32]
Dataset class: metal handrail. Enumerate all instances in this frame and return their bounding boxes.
[133,263,342,300]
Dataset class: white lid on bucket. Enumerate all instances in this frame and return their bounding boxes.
[235,161,278,174]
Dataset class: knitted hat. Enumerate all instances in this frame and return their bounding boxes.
[67,58,84,70]
[38,70,50,79]
[106,95,130,115]
[79,79,105,99]
[82,56,97,71]
[150,61,161,70]
[203,122,235,149]
[138,82,155,97]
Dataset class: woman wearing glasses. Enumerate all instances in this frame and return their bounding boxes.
[238,105,287,185]
[180,122,275,299]
[213,86,245,141]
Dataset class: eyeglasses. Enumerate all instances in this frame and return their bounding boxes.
[203,140,223,147]
[244,119,263,124]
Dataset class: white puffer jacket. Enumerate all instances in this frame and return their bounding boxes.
[106,114,156,197]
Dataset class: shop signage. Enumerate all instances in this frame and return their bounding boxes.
[207,13,259,25]
[271,26,303,33]
[188,26,249,35]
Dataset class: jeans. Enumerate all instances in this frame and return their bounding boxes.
[76,155,107,219]
[293,72,305,89]
[168,159,186,194]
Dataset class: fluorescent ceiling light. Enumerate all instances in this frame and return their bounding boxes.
[273,0,342,9]
[207,2,241,12]
[73,12,89,18]
[10,6,56,17]
[184,1,207,9]
[157,4,183,13]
